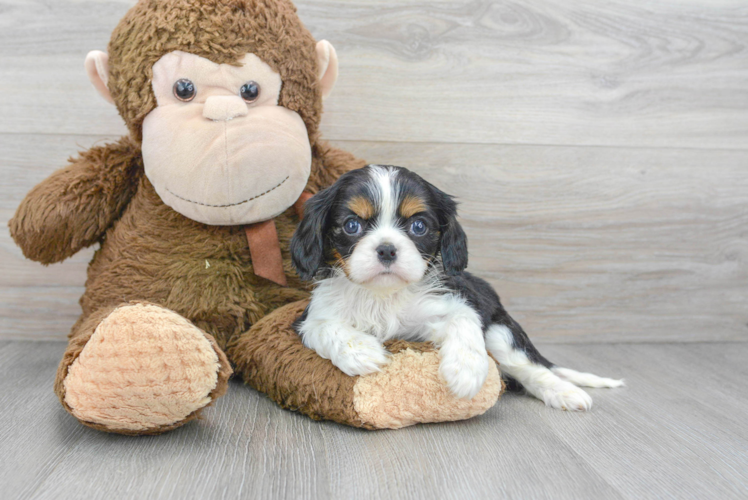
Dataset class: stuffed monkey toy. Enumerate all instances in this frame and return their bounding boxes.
[9,0,502,435]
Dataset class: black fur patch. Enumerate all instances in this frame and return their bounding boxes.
[290,168,371,280]
[442,272,553,369]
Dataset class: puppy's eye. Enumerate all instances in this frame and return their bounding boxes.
[409,219,428,236]
[240,81,261,102]
[343,218,362,236]
[173,79,196,102]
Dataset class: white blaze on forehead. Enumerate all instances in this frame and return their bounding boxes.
[367,165,399,230]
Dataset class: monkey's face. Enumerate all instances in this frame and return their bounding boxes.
[141,51,312,226]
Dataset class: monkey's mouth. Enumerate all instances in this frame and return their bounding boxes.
[164,176,289,208]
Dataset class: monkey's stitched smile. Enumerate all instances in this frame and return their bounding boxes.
[165,176,289,208]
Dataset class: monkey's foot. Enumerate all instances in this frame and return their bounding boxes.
[229,300,503,430]
[353,341,502,428]
[61,303,232,434]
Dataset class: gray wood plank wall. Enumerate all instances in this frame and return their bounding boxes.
[1,0,747,342]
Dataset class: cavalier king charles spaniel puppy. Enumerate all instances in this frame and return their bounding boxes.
[291,165,623,409]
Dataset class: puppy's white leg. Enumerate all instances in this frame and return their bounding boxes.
[433,308,490,400]
[300,321,390,377]
[552,367,625,388]
[485,324,592,411]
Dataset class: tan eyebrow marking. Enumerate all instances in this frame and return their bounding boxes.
[347,196,375,219]
[399,195,427,219]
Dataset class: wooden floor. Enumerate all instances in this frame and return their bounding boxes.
[1,340,746,500]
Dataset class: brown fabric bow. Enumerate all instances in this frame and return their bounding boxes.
[244,191,313,286]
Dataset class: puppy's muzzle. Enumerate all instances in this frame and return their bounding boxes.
[376,243,397,265]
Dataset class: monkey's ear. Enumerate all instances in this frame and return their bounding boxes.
[85,50,114,105]
[315,40,339,100]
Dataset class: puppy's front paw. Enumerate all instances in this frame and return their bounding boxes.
[438,343,490,399]
[542,381,593,411]
[332,335,391,377]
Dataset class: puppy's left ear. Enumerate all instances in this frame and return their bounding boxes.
[428,183,468,275]
[290,184,341,281]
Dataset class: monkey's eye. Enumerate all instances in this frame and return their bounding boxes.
[173,79,196,102]
[409,219,428,236]
[240,81,261,103]
[343,218,362,236]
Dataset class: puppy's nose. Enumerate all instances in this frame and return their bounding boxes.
[203,96,249,121]
[376,244,397,264]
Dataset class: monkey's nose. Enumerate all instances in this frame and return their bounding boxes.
[203,96,249,121]
[376,243,397,265]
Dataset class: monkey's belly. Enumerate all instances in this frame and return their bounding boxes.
[79,194,309,349]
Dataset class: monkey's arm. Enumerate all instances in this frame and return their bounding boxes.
[309,141,367,191]
[9,137,142,265]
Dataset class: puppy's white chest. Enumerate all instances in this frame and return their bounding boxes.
[346,294,414,341]
[305,274,447,343]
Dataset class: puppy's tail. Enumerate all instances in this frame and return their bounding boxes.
[550,366,625,388]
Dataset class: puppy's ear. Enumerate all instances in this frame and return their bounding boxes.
[441,216,468,275]
[427,182,468,275]
[291,184,341,281]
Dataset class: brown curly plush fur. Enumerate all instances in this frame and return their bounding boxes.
[227,300,363,426]
[9,0,501,434]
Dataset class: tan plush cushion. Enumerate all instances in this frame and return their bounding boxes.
[354,342,502,429]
